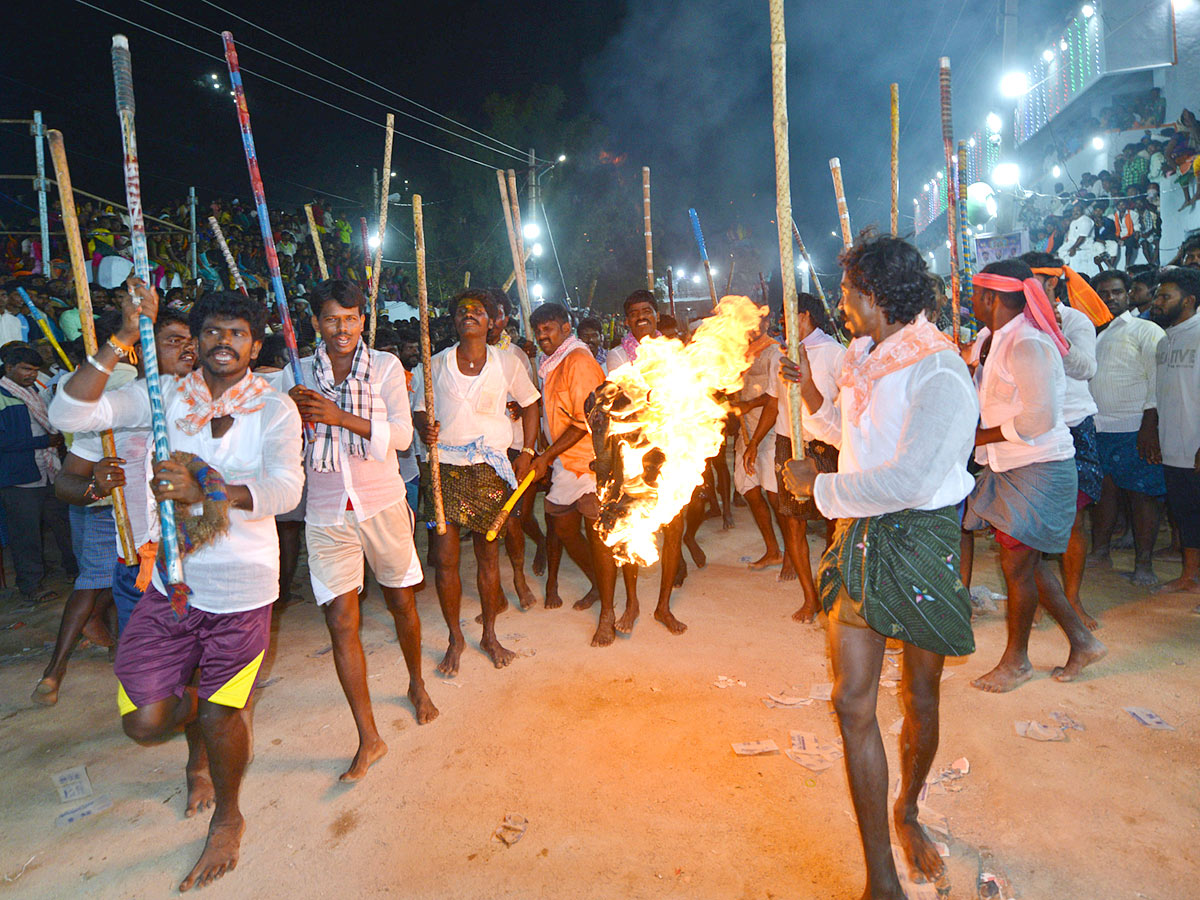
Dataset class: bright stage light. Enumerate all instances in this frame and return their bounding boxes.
[532,243,544,257]
[532,283,545,299]
[1043,48,1056,62]
[1081,4,1095,17]
[1092,135,1105,150]
[991,163,1021,186]
[368,235,381,249]
[523,223,540,240]
[986,112,1003,133]
[692,274,701,284]
[557,154,567,162]
[1052,164,1062,178]
[1000,72,1029,97]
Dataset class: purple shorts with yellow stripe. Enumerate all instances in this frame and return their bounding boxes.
[113,586,272,716]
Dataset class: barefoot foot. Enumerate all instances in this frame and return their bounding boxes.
[615,604,639,634]
[573,587,598,611]
[686,540,707,568]
[179,814,245,892]
[514,579,538,611]
[1125,565,1160,588]
[894,813,946,884]
[532,543,547,576]
[791,602,819,624]
[480,636,517,668]
[408,682,440,724]
[31,676,59,706]
[436,640,464,677]
[748,551,783,570]
[722,510,734,530]
[971,660,1033,693]
[1153,575,1200,595]
[339,736,388,782]
[1051,638,1107,682]
[591,613,616,647]
[475,595,509,624]
[654,608,688,634]
[185,766,215,818]
[544,588,563,610]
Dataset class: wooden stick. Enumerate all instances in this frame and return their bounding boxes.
[208,216,247,295]
[890,83,900,235]
[223,32,307,396]
[413,194,445,535]
[688,208,719,311]
[939,57,962,348]
[16,288,72,370]
[724,254,735,295]
[770,0,805,459]
[829,157,853,250]
[369,113,394,348]
[486,469,537,541]
[666,266,676,318]
[463,271,471,289]
[758,271,768,308]
[506,169,533,334]
[496,170,529,330]
[304,203,328,279]
[642,166,654,291]
[46,128,137,563]
[111,34,184,587]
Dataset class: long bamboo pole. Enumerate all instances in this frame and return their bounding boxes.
[939,57,962,348]
[497,171,529,332]
[369,113,394,348]
[110,34,184,588]
[359,217,372,284]
[46,129,136,564]
[957,141,974,325]
[890,83,900,235]
[769,0,804,459]
[413,194,444,535]
[642,166,654,291]
[687,208,719,311]
[506,169,533,334]
[724,254,735,295]
[208,216,247,295]
[304,203,328,280]
[223,32,305,391]
[829,157,853,250]
[666,266,676,318]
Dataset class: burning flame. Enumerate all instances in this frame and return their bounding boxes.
[595,295,765,566]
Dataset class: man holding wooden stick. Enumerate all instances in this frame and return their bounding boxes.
[780,233,978,899]
[413,290,539,676]
[285,279,436,784]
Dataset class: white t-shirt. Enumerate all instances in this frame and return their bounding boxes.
[412,344,540,466]
[1156,314,1200,468]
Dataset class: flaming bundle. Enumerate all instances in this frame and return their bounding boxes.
[588,295,764,566]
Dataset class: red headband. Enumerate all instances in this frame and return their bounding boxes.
[972,273,1070,357]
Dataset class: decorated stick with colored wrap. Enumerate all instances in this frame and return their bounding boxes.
[222,31,306,396]
[369,113,394,348]
[957,141,974,316]
[770,0,804,459]
[110,34,184,587]
[46,128,137,564]
[939,56,962,348]
[829,157,853,250]
[16,287,72,370]
[688,208,719,311]
[506,169,533,335]
[642,166,654,291]
[303,203,328,280]
[413,194,445,534]
[208,216,247,295]
[890,82,900,235]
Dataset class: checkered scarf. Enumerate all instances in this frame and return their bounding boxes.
[310,340,375,472]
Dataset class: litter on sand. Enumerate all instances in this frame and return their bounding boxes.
[732,740,780,756]
[1014,720,1067,741]
[51,765,93,803]
[762,692,813,709]
[1125,707,1175,730]
[55,795,111,827]
[785,731,843,772]
[1049,711,1084,731]
[714,675,746,689]
[808,682,833,701]
[890,846,941,900]
[493,813,528,846]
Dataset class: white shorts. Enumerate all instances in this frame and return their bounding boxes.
[734,432,777,495]
[306,500,423,604]
[547,458,597,507]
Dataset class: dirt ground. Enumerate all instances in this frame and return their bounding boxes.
[1,493,1197,899]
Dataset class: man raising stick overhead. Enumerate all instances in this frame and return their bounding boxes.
[286,279,435,785]
[413,290,539,676]
[49,281,302,892]
[780,233,978,899]
[525,303,615,645]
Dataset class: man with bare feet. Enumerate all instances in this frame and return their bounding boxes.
[749,293,843,622]
[1148,267,1200,597]
[1088,269,1167,584]
[34,309,197,705]
[526,303,614,645]
[732,318,784,571]
[964,260,1107,693]
[286,280,436,784]
[413,290,539,676]
[488,290,547,609]
[780,232,978,899]
[50,282,302,891]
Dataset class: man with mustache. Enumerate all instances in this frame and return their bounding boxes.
[50,280,303,893]
[285,279,435,785]
[413,290,540,676]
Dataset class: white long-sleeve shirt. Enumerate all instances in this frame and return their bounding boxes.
[1058,304,1098,427]
[974,315,1074,472]
[767,330,845,446]
[1090,310,1165,433]
[49,374,304,614]
[283,349,413,527]
[803,325,978,520]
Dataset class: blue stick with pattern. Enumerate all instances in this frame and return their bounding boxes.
[688,208,719,311]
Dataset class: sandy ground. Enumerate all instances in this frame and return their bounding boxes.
[1,495,1197,900]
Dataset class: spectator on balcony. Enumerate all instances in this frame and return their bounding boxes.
[1065,202,1100,278]
[1122,144,1151,192]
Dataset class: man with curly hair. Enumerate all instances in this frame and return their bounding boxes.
[50,279,303,892]
[780,232,978,898]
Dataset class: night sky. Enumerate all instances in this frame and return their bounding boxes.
[1,0,1077,302]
